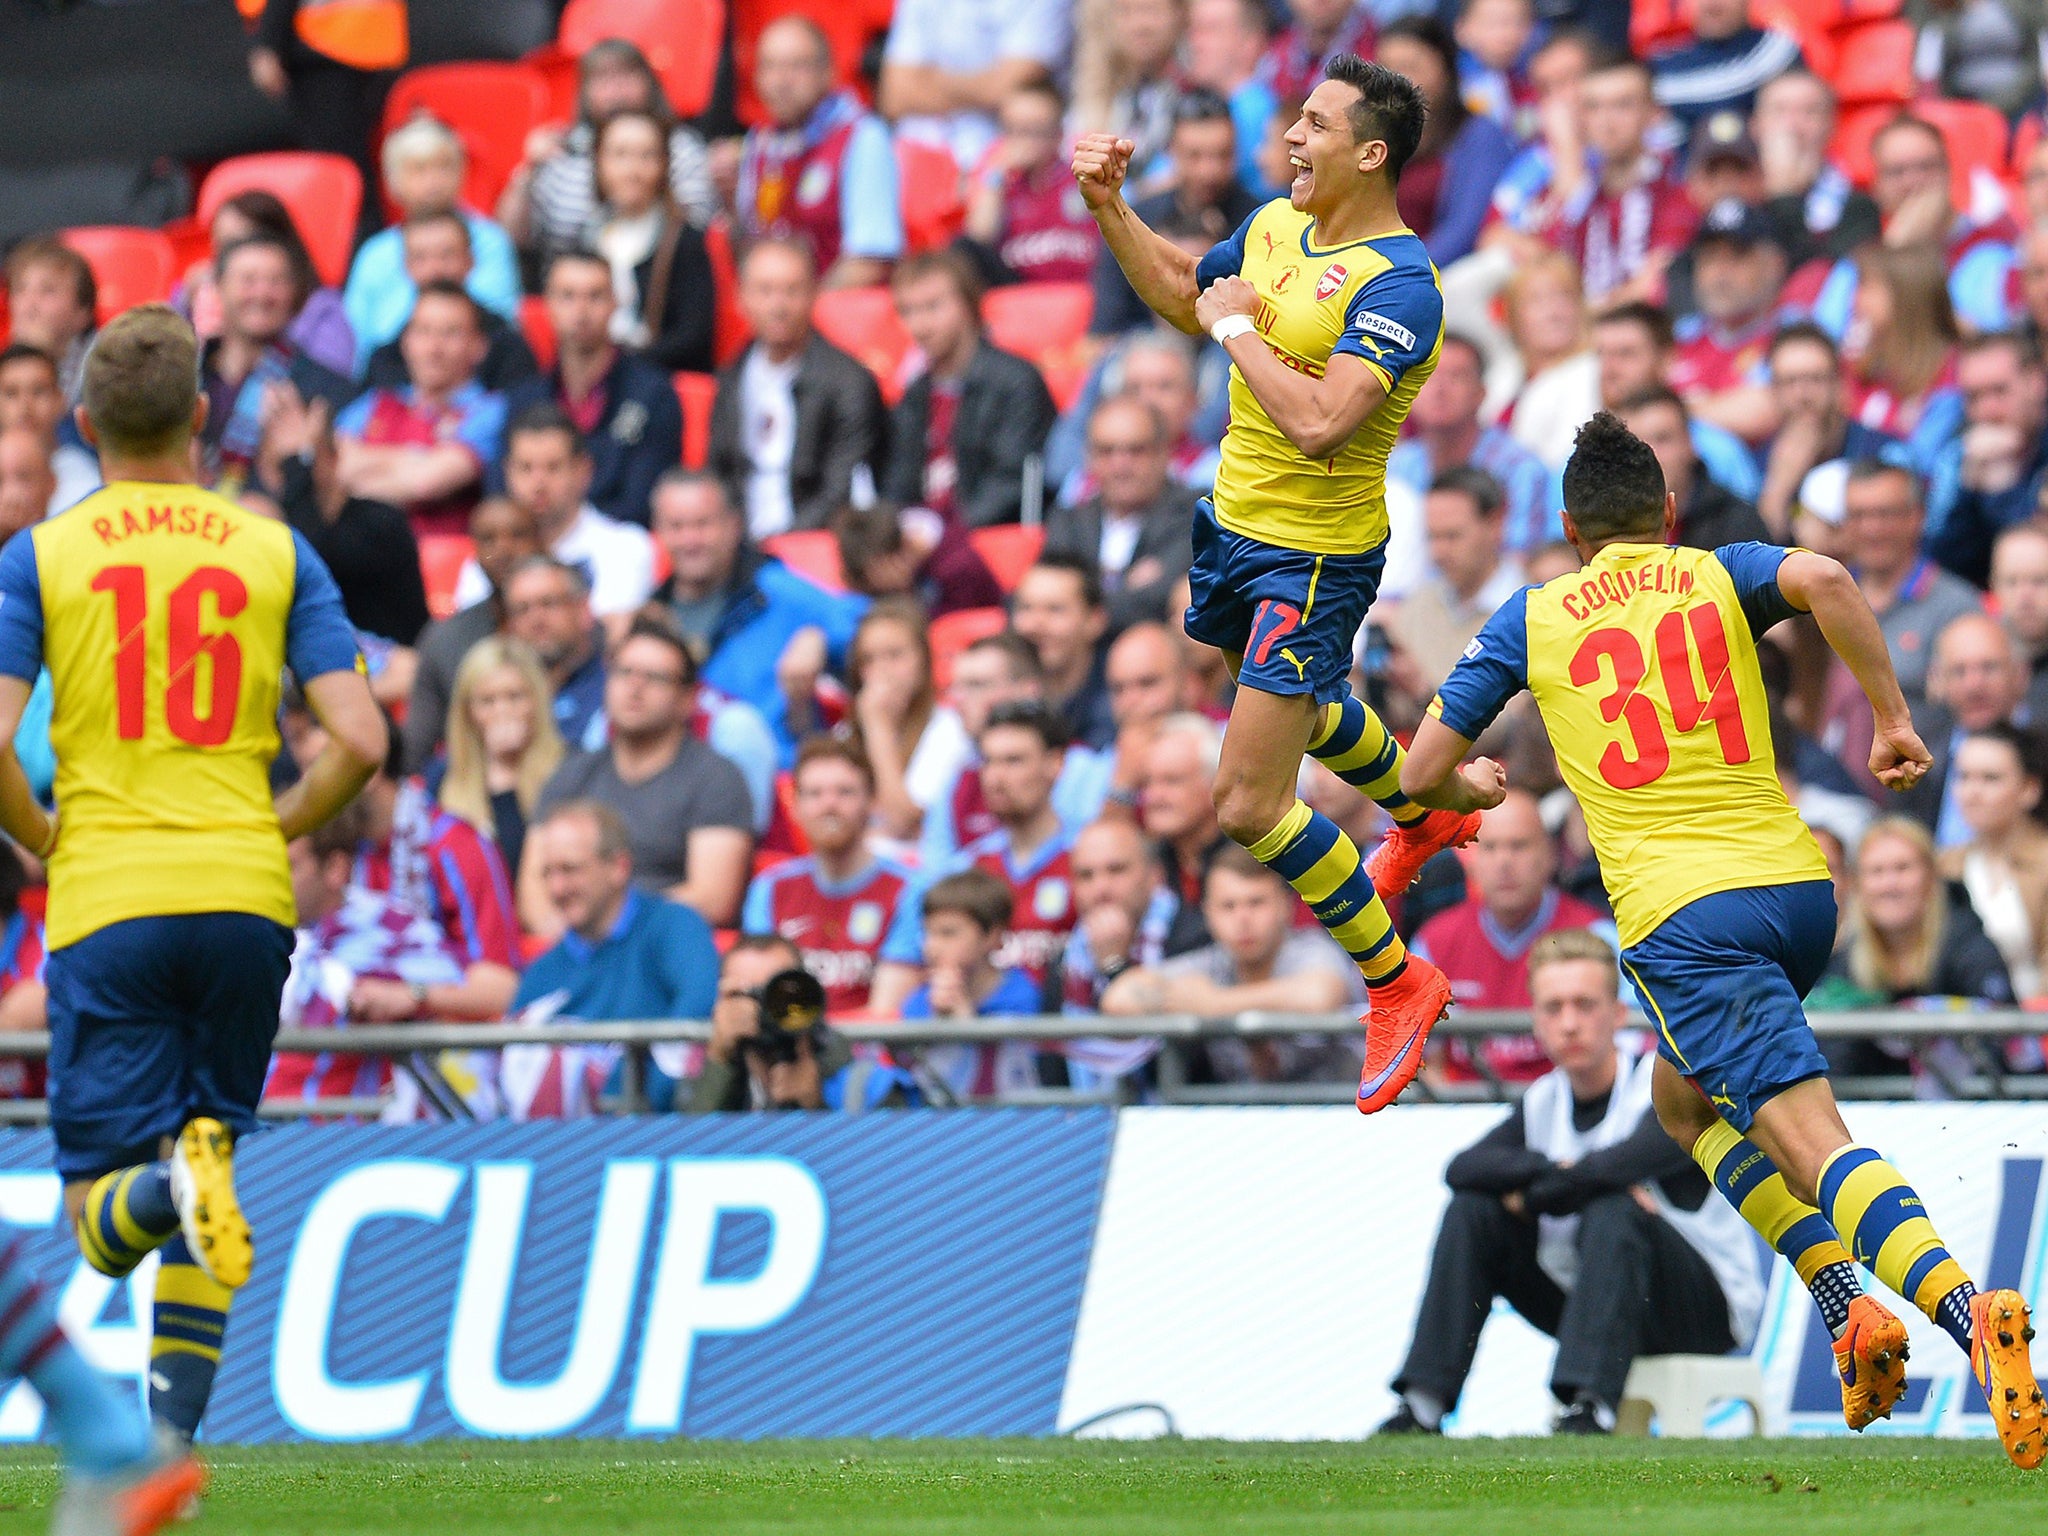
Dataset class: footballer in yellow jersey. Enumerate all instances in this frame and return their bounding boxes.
[0,307,385,1452]
[1403,417,2044,1465]
[1077,55,1472,1114]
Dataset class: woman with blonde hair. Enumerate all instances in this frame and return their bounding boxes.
[439,637,565,882]
[846,598,962,851]
[1499,251,1599,472]
[1842,241,1963,470]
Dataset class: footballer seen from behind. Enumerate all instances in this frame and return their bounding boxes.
[0,306,386,1448]
[1401,414,2044,1467]
[1073,55,1480,1115]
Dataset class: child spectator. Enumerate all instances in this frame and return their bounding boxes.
[898,867,1044,1101]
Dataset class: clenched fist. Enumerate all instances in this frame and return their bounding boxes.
[1072,133,1135,211]
[1194,276,1259,333]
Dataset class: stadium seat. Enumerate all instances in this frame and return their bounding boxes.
[731,0,877,127]
[523,41,583,125]
[1617,1355,1769,1437]
[558,0,725,119]
[1831,102,1899,187]
[930,607,1009,690]
[982,282,1095,359]
[196,153,362,290]
[967,524,1045,594]
[675,371,716,470]
[1914,98,2013,189]
[1629,0,1691,56]
[417,533,476,621]
[1766,0,1843,33]
[812,285,912,401]
[896,139,966,253]
[2013,112,2043,177]
[381,61,554,216]
[1836,0,1903,22]
[761,529,847,591]
[520,294,556,371]
[1038,356,1090,413]
[59,227,176,322]
[1826,21,1915,107]
[704,216,751,368]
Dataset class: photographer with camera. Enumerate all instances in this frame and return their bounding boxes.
[689,936,920,1113]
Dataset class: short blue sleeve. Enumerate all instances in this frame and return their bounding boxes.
[286,531,365,682]
[879,877,927,965]
[1714,541,1801,637]
[1332,259,1444,391]
[1430,587,1531,740]
[0,534,45,683]
[740,871,773,935]
[1194,210,1257,289]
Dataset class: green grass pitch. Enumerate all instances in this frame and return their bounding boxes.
[0,1437,2038,1534]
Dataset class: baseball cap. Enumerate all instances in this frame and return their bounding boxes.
[1686,110,1761,176]
[1690,196,1776,253]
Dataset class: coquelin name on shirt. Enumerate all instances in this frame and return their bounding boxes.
[1558,558,1695,622]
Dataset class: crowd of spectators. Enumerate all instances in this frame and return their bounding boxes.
[8,0,2048,1113]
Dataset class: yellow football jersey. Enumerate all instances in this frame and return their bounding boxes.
[0,483,363,949]
[1429,540,1828,948]
[1194,200,1444,556]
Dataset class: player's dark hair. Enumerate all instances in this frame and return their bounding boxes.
[1323,53,1428,177]
[1769,318,1838,367]
[794,734,877,792]
[981,698,1069,753]
[1428,464,1505,520]
[1377,17,1466,134]
[409,278,485,335]
[0,343,58,383]
[1595,300,1674,350]
[962,630,1044,684]
[1026,551,1106,612]
[1561,411,1667,543]
[507,402,588,459]
[921,867,1014,934]
[80,304,197,459]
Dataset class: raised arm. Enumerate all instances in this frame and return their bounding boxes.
[0,678,53,863]
[1072,135,1204,335]
[1775,549,1932,792]
[275,668,386,841]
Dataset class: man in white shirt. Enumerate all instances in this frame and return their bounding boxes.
[455,404,655,626]
[878,0,1073,170]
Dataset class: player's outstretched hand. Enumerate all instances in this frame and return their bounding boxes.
[1194,276,1259,333]
[1072,134,1135,210]
[1870,720,1934,792]
[1454,756,1509,813]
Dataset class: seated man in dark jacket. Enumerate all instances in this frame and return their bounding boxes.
[881,249,1056,528]
[708,238,888,538]
[1044,395,1196,633]
[1380,931,1762,1436]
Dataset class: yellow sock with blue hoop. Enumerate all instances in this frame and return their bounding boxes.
[1819,1144,1977,1353]
[1308,695,1427,826]
[1693,1119,1863,1334]
[1245,800,1407,986]
[74,1162,180,1279]
[150,1235,232,1440]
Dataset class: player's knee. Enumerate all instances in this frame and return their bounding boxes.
[1213,776,1284,849]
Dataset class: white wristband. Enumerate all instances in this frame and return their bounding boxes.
[1209,314,1256,345]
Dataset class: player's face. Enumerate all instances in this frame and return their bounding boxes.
[5,261,91,353]
[401,295,486,395]
[605,636,690,739]
[922,910,997,976]
[1855,832,1934,940]
[1283,81,1377,213]
[0,360,62,439]
[652,483,744,589]
[738,247,816,354]
[1992,533,2048,646]
[1529,960,1622,1075]
[471,502,543,590]
[0,434,54,538]
[1767,337,1839,422]
[754,20,832,126]
[1012,570,1102,675]
[1202,868,1291,969]
[1140,734,1217,843]
[403,223,472,289]
[1170,119,1239,209]
[1954,737,2040,840]
[504,571,592,668]
[545,260,618,353]
[1072,826,1155,920]
[1468,797,1556,926]
[978,724,1061,823]
[892,274,975,370]
[1693,241,1782,327]
[219,247,297,345]
[1423,491,1502,597]
[504,430,591,524]
[1106,630,1180,728]
[541,817,630,937]
[597,118,667,216]
[468,665,539,760]
[793,758,872,855]
[1579,69,1653,163]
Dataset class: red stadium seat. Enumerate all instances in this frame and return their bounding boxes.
[1766,0,1843,33]
[1831,102,1898,187]
[520,294,556,371]
[982,282,1094,359]
[704,217,752,368]
[197,153,362,289]
[761,529,847,591]
[1630,0,1691,56]
[896,139,966,253]
[1826,21,1916,107]
[417,533,475,621]
[731,0,877,127]
[59,227,177,322]
[2013,113,2044,177]
[1836,0,1904,22]
[1914,98,2013,189]
[812,285,912,401]
[558,0,725,119]
[1038,355,1090,413]
[675,371,717,470]
[967,524,1044,594]
[929,606,1008,690]
[382,61,554,216]
[523,42,584,125]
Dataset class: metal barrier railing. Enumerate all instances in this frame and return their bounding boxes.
[0,1007,2037,1121]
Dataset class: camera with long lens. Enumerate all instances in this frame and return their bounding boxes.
[739,968,828,1068]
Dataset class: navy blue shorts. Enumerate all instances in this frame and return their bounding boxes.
[1183,499,1386,706]
[1619,880,1837,1133]
[45,913,294,1180]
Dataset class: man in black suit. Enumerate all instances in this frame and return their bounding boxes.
[1043,396,1196,633]
[881,249,1056,528]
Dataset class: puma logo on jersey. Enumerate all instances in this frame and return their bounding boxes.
[1279,646,1312,681]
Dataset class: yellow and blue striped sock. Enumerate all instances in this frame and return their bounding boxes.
[75,1163,179,1280]
[1308,695,1427,826]
[1819,1144,1976,1354]
[1693,1120,1862,1334]
[1245,801,1408,987]
[149,1235,232,1439]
